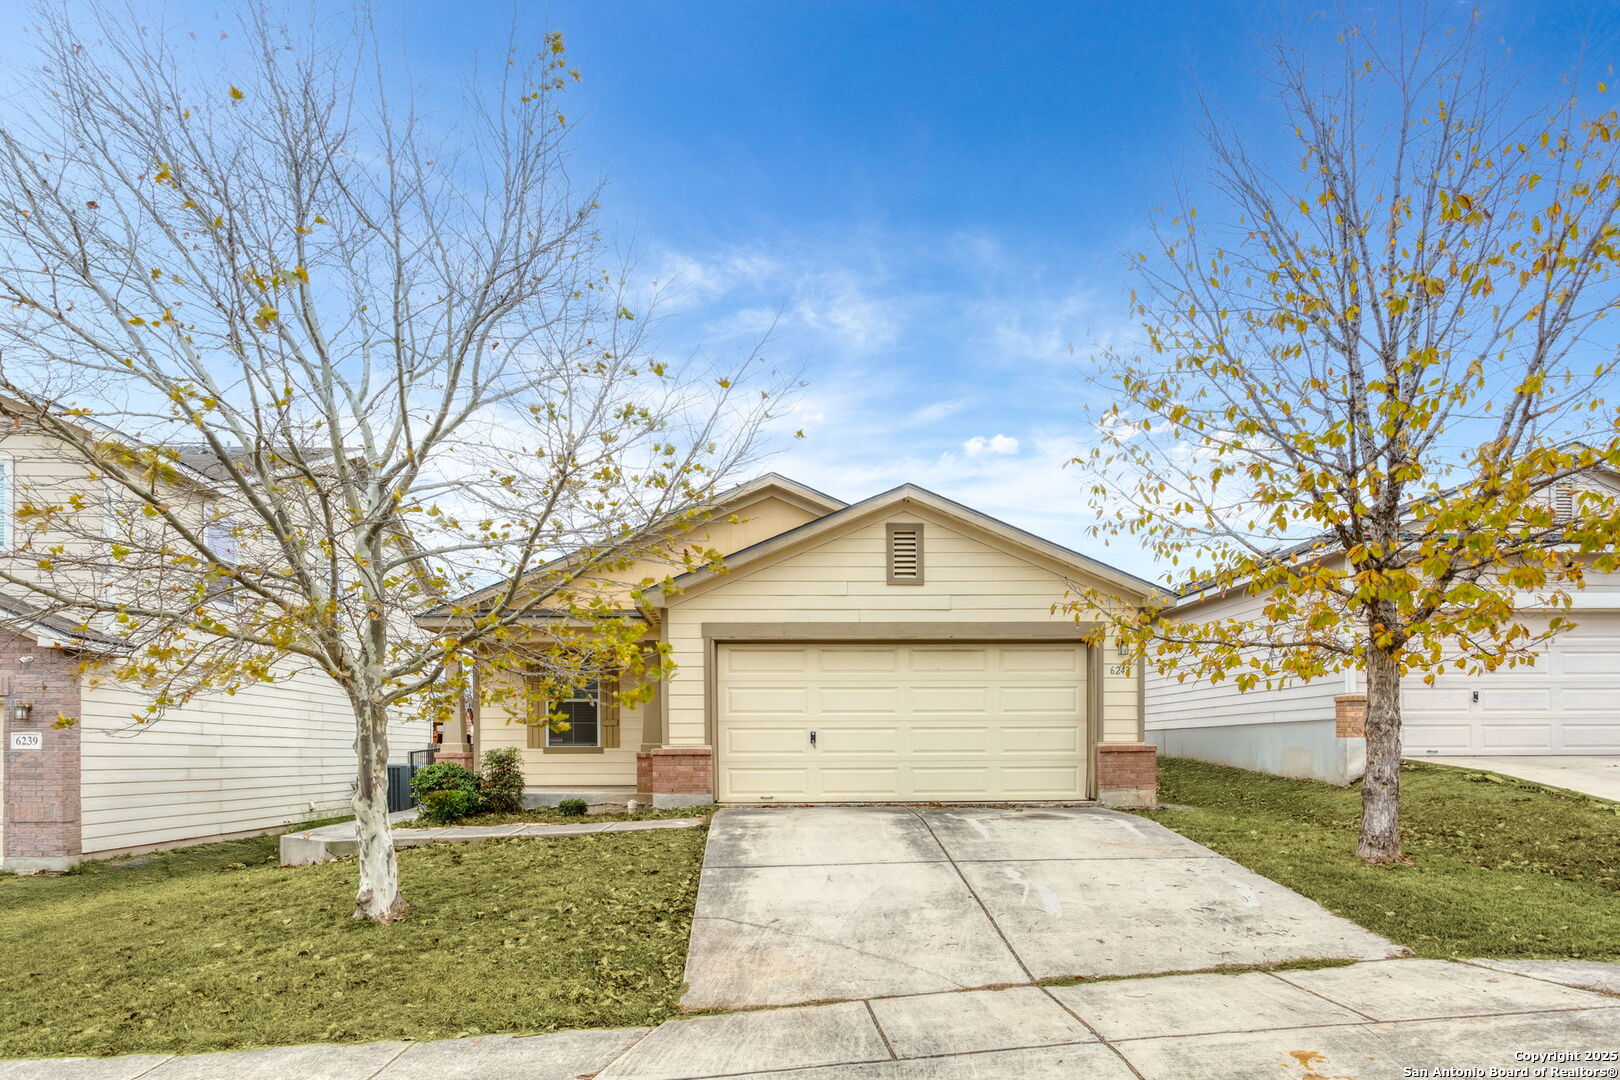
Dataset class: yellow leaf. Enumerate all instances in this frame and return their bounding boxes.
[229,86,244,100]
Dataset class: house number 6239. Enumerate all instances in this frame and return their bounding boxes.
[8,732,43,750]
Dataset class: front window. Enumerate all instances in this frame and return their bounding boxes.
[547,679,600,747]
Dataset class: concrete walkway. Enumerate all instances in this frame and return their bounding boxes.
[683,806,1405,1009]
[7,959,1616,1080]
[279,816,704,866]
[1418,754,1620,802]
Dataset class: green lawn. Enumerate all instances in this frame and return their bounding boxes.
[1144,757,1620,961]
[0,823,706,1059]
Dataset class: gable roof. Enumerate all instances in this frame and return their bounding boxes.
[640,482,1164,607]
[702,472,847,518]
[0,595,129,652]
[1170,459,1620,613]
[422,472,848,618]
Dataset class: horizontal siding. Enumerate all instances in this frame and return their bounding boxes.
[663,506,1142,748]
[79,665,429,854]
[557,495,823,605]
[1151,549,1620,738]
[1145,588,1343,733]
[480,688,644,788]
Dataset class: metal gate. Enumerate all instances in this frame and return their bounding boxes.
[386,749,439,813]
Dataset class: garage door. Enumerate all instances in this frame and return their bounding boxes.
[715,642,1089,802]
[1403,614,1620,755]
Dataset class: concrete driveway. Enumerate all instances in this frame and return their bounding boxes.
[682,806,1405,1010]
[1418,755,1620,802]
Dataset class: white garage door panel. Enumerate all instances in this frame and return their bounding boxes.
[1404,615,1620,755]
[1563,724,1620,749]
[727,768,809,796]
[1481,725,1554,750]
[716,642,1088,802]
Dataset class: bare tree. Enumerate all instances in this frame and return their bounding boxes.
[0,4,782,920]
[1076,13,1620,861]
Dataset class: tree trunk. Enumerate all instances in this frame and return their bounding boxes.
[1357,644,1406,863]
[352,701,407,923]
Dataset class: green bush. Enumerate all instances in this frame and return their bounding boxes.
[418,788,478,825]
[410,761,480,822]
[557,797,588,817]
[478,747,525,813]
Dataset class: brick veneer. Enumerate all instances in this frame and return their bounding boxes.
[1335,693,1368,738]
[1,643,83,871]
[433,749,474,771]
[636,746,713,797]
[1096,742,1157,808]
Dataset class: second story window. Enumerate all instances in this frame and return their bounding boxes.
[204,516,239,566]
[0,455,11,551]
[204,516,239,609]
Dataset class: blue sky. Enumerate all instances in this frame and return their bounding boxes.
[418,0,1611,582]
[8,1,1617,579]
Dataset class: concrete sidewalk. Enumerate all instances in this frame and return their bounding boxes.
[6,959,1616,1080]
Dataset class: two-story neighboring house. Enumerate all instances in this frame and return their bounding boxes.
[431,474,1166,811]
[0,416,429,872]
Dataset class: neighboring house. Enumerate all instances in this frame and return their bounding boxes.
[442,474,1165,809]
[0,419,429,872]
[1145,470,1620,784]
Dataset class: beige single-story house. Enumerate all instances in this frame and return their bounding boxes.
[462,475,1165,808]
[1146,470,1620,784]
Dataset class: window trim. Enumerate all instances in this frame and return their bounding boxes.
[545,678,602,750]
[886,521,925,585]
[0,452,12,552]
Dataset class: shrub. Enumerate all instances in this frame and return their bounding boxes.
[556,797,588,817]
[478,747,525,813]
[418,788,478,825]
[410,761,480,813]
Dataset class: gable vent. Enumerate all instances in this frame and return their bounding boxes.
[1553,483,1574,523]
[887,523,924,585]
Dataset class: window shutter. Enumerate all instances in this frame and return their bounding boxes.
[525,675,548,749]
[887,523,924,585]
[600,672,621,748]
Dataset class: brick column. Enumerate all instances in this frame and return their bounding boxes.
[1096,743,1157,808]
[635,746,713,808]
[2,644,83,872]
[1335,694,1368,738]
[433,749,474,771]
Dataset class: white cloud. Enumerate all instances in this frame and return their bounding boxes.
[631,230,1168,583]
[963,434,1020,456]
[908,399,967,425]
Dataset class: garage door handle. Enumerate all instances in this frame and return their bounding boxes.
[809,730,817,748]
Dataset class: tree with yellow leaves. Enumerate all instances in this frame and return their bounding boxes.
[0,4,782,920]
[1076,14,1620,862]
